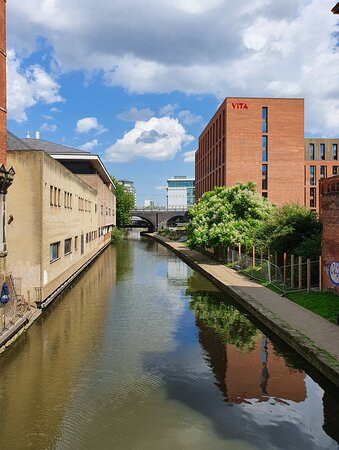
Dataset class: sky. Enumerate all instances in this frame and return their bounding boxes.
[6,0,339,206]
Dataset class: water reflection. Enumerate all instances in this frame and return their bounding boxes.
[0,245,116,449]
[0,235,337,450]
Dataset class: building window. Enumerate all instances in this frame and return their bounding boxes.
[310,187,316,208]
[75,236,78,251]
[262,107,268,133]
[309,143,315,160]
[50,186,53,205]
[310,166,316,186]
[262,136,268,162]
[320,143,325,160]
[58,189,61,207]
[262,164,268,190]
[332,144,338,160]
[54,187,57,206]
[50,242,60,262]
[333,166,338,176]
[64,238,72,255]
[262,192,268,198]
[320,165,326,178]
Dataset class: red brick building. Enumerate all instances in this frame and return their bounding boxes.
[304,138,339,211]
[195,97,339,213]
[195,97,305,206]
[319,176,339,293]
[0,0,6,165]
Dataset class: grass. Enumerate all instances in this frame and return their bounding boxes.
[238,267,339,323]
[286,291,338,324]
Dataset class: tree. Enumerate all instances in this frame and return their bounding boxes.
[111,176,135,226]
[255,203,322,259]
[187,182,272,249]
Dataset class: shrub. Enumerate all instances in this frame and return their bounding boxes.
[255,203,322,259]
[111,227,124,244]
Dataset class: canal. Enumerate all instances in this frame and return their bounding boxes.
[0,233,338,449]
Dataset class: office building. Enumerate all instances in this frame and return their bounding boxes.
[6,132,116,306]
[195,97,338,212]
[304,138,339,210]
[195,97,305,205]
[167,176,195,209]
[119,179,136,206]
[144,200,155,208]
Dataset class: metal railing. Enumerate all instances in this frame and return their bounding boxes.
[133,206,190,212]
[210,247,322,295]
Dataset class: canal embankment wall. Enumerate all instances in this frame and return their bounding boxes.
[146,233,339,388]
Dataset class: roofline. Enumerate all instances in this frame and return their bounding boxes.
[332,2,339,13]
[51,154,114,187]
[167,177,195,181]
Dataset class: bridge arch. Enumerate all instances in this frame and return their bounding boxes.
[132,215,156,232]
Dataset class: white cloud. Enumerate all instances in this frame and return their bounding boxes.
[183,150,196,163]
[116,107,155,122]
[178,110,203,126]
[50,107,61,113]
[159,104,178,116]
[8,0,339,135]
[79,139,99,151]
[42,114,54,120]
[7,50,64,122]
[104,116,194,163]
[75,117,107,134]
[40,123,57,132]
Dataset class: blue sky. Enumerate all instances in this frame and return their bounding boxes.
[6,0,339,206]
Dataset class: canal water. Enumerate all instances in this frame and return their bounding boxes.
[0,233,338,450]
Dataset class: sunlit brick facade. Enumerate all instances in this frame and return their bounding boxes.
[195,97,305,206]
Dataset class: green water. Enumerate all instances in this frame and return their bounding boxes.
[0,234,337,449]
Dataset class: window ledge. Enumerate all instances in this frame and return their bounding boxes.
[50,257,60,264]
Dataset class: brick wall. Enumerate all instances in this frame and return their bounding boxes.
[319,175,339,293]
[0,0,6,165]
[195,97,305,205]
[6,150,113,303]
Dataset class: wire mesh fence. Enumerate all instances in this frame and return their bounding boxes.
[213,246,322,295]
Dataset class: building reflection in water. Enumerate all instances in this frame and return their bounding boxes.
[0,245,117,449]
[190,289,307,405]
[189,285,339,443]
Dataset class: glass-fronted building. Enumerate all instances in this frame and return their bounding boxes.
[167,176,195,208]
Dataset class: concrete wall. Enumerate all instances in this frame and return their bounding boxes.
[6,150,114,304]
[319,176,339,293]
[0,0,6,164]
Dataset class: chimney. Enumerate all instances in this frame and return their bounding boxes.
[35,131,40,139]
[26,131,30,139]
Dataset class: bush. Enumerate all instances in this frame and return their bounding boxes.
[111,227,124,244]
[255,203,322,259]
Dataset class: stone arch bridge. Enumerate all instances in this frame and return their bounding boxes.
[130,208,189,231]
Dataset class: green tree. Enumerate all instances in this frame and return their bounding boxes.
[187,182,272,249]
[255,203,322,259]
[111,176,135,226]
